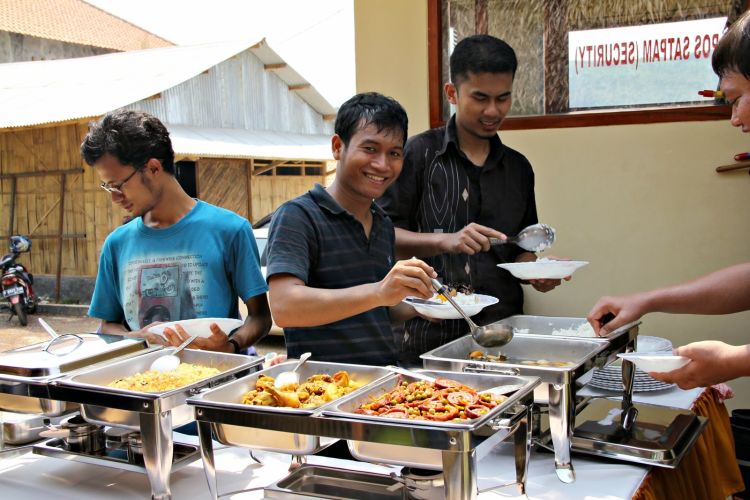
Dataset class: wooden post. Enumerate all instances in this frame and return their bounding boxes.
[55,173,66,302]
[8,176,16,236]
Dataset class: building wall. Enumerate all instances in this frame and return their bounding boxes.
[125,48,333,135]
[0,123,122,278]
[354,0,750,409]
[0,32,113,62]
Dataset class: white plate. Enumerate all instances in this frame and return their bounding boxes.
[617,352,690,373]
[405,293,499,320]
[496,260,589,280]
[147,317,243,339]
[636,335,672,352]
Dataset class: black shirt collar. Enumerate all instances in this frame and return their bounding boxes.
[440,115,504,167]
[309,183,386,219]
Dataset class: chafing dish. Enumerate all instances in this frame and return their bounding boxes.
[0,333,154,416]
[47,348,260,500]
[421,316,640,484]
[191,364,540,500]
[0,411,71,446]
[190,360,389,455]
[571,397,707,467]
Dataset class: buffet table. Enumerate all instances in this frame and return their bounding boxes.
[0,386,742,499]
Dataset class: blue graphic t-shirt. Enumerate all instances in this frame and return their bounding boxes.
[89,200,267,331]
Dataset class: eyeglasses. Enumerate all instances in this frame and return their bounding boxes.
[100,168,140,194]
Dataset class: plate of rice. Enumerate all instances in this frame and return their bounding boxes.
[404,293,499,320]
[497,258,589,280]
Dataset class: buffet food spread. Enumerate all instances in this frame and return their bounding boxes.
[0,317,709,500]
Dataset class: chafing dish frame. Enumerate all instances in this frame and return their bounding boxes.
[420,318,640,483]
[190,367,540,500]
[47,349,261,500]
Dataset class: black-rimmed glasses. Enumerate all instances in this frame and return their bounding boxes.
[100,168,140,195]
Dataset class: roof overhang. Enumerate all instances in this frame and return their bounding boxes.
[168,124,333,162]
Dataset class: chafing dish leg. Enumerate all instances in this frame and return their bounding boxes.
[513,404,532,495]
[441,447,477,500]
[139,410,174,500]
[289,454,306,472]
[548,384,576,483]
[197,419,218,500]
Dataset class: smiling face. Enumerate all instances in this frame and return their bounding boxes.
[720,70,750,133]
[446,71,514,142]
[331,122,405,204]
[95,154,158,217]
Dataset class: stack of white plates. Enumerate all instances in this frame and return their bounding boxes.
[589,336,675,392]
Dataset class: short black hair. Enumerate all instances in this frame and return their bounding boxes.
[712,10,750,79]
[334,92,408,147]
[80,110,175,174]
[450,35,518,87]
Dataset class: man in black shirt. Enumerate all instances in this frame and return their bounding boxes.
[380,35,565,364]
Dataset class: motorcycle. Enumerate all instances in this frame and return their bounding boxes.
[1,235,37,326]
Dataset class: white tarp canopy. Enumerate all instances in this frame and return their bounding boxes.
[0,38,336,129]
[168,124,332,162]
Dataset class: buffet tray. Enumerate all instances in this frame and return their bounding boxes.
[0,334,154,415]
[190,360,391,454]
[264,464,403,499]
[51,349,260,429]
[570,397,707,468]
[322,369,539,469]
[421,333,609,387]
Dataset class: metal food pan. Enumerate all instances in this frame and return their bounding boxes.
[191,361,391,454]
[53,349,259,430]
[0,334,153,416]
[264,464,403,499]
[323,369,539,469]
[421,334,608,385]
[323,369,536,429]
[0,411,71,445]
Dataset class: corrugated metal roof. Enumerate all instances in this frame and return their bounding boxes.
[168,124,333,162]
[0,0,173,51]
[0,38,337,129]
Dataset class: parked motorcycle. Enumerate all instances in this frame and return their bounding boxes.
[1,235,37,326]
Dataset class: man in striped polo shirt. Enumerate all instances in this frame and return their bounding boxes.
[265,92,437,365]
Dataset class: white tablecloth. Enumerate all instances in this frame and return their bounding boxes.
[0,386,703,499]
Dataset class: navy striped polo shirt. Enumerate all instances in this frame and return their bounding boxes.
[266,184,398,365]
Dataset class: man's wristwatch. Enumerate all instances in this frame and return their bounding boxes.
[227,338,241,354]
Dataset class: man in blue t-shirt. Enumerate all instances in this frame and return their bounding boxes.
[81,110,271,354]
[266,93,436,366]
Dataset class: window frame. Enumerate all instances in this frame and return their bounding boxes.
[427,0,747,130]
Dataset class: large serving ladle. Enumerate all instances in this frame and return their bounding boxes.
[431,279,513,348]
[489,223,556,252]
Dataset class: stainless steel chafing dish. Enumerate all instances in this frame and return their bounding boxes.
[0,333,154,416]
[48,348,260,500]
[190,360,390,455]
[190,364,540,500]
[421,316,640,484]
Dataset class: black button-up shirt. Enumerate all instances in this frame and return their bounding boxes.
[379,116,538,361]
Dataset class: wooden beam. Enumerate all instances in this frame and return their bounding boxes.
[0,234,86,240]
[288,84,310,91]
[264,63,287,70]
[252,160,287,176]
[0,168,84,179]
[55,173,66,302]
[427,0,443,129]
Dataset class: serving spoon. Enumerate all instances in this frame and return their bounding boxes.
[274,352,312,388]
[432,279,513,348]
[489,223,556,252]
[149,334,198,372]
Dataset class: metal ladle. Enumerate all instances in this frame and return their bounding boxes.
[149,334,198,372]
[489,223,556,252]
[431,279,513,348]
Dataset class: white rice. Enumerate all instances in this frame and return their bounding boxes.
[550,322,596,337]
